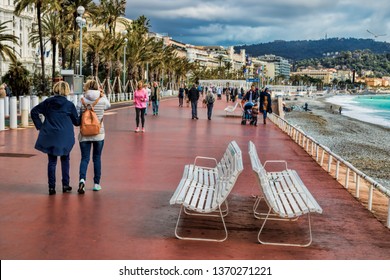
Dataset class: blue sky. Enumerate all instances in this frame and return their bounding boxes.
[125,0,390,47]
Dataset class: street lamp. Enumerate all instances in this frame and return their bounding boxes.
[122,30,128,92]
[76,6,86,76]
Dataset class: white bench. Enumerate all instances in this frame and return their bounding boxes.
[224,102,241,116]
[170,141,243,242]
[248,141,323,247]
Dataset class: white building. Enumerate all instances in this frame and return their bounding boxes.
[0,1,51,80]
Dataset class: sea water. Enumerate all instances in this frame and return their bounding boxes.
[326,94,390,128]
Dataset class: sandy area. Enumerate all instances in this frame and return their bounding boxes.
[283,94,390,189]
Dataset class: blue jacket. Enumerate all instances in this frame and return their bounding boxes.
[31,95,79,156]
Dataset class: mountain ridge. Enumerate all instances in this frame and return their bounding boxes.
[234,38,390,61]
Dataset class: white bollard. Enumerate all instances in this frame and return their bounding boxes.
[0,98,5,131]
[41,95,48,102]
[4,96,9,117]
[18,96,22,115]
[9,96,17,129]
[31,95,39,109]
[25,95,31,116]
[73,94,79,107]
[21,96,29,127]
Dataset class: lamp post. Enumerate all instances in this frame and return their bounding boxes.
[76,6,86,76]
[122,30,128,92]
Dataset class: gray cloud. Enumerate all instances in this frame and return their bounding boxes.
[125,0,390,46]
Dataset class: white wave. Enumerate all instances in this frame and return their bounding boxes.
[326,95,390,128]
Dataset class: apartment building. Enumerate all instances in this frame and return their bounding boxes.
[291,68,336,84]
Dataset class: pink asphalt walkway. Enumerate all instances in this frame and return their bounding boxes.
[0,97,389,260]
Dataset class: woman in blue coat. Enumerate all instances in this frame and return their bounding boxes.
[31,81,79,195]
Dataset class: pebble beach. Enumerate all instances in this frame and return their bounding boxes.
[283,94,390,189]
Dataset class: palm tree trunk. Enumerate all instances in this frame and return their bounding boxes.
[51,39,57,84]
[37,3,47,94]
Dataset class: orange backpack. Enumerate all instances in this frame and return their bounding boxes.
[80,97,102,136]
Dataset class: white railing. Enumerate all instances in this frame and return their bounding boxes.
[269,113,390,229]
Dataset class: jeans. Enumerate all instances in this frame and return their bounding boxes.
[207,103,213,119]
[48,154,70,189]
[152,100,159,114]
[191,101,198,118]
[135,108,146,128]
[79,140,104,184]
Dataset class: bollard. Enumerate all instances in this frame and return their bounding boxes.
[25,95,31,116]
[41,95,48,102]
[0,98,5,131]
[31,95,39,109]
[18,96,22,115]
[21,96,30,127]
[5,96,9,117]
[73,94,79,107]
[9,96,17,129]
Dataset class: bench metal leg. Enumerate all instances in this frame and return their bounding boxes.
[174,205,228,242]
[257,207,313,247]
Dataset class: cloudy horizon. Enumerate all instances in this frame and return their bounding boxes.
[124,0,390,47]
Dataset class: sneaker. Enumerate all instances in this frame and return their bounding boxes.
[49,188,56,195]
[141,127,145,133]
[78,179,85,194]
[62,185,72,193]
[93,184,102,191]
[135,127,140,133]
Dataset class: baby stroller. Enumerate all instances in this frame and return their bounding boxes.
[241,101,254,125]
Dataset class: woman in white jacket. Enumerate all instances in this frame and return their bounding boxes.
[77,80,111,194]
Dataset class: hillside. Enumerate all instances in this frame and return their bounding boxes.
[235,38,390,60]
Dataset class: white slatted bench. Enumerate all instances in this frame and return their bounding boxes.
[224,102,241,116]
[248,141,323,247]
[170,141,243,242]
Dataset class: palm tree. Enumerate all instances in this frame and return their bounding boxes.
[96,0,126,35]
[0,21,19,64]
[60,0,98,71]
[15,0,51,93]
[85,32,107,79]
[29,12,65,83]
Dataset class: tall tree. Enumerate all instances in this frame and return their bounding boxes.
[15,0,49,93]
[96,0,126,35]
[29,12,65,83]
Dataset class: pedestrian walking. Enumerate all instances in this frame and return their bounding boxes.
[184,85,189,107]
[30,81,79,195]
[205,89,216,120]
[151,81,161,115]
[144,83,151,115]
[178,85,184,107]
[188,84,199,119]
[244,85,259,103]
[77,79,111,194]
[259,88,272,124]
[134,80,148,132]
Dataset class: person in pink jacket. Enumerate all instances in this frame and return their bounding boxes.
[133,80,148,132]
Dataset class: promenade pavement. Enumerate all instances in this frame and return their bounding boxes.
[0,96,389,260]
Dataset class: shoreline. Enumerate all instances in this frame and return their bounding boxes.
[282,95,390,189]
